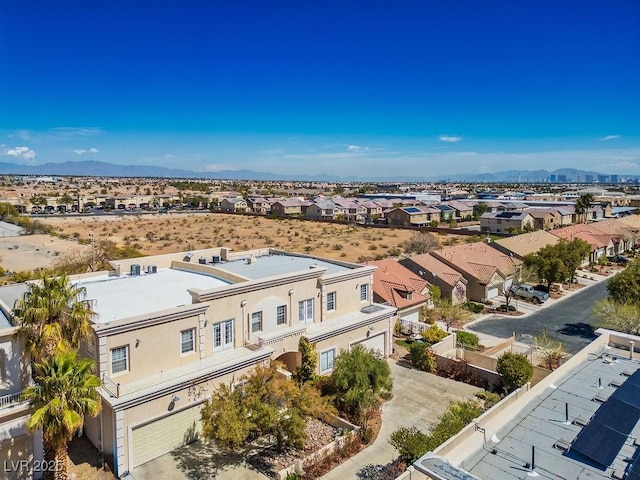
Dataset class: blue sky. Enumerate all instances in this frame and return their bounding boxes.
[0,1,638,177]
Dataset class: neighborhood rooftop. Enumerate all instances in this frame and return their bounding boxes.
[461,346,640,480]
[76,269,231,323]
[215,252,352,279]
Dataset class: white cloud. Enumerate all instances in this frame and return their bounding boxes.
[602,135,621,141]
[1,145,36,160]
[52,127,104,137]
[438,135,462,143]
[604,161,638,170]
[73,147,99,155]
[203,163,237,172]
[7,130,30,141]
[346,145,369,152]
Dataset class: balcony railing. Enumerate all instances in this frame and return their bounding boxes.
[0,390,28,409]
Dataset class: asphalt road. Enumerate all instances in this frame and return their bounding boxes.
[469,279,610,354]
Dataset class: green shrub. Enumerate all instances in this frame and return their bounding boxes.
[464,302,484,314]
[421,324,448,345]
[475,391,501,409]
[389,399,484,463]
[496,352,533,391]
[455,330,480,350]
[409,342,437,373]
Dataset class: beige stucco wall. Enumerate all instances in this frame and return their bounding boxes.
[104,362,259,473]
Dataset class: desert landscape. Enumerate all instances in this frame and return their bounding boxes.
[28,213,467,264]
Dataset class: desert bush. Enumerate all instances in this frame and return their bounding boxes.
[421,324,448,345]
[409,342,437,373]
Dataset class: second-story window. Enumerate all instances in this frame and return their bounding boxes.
[360,284,368,302]
[181,328,195,354]
[111,346,128,374]
[327,291,336,311]
[298,298,314,324]
[276,305,287,325]
[251,311,263,333]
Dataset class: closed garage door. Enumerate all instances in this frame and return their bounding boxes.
[401,310,419,323]
[486,287,499,300]
[353,333,386,356]
[0,437,27,480]
[131,404,202,468]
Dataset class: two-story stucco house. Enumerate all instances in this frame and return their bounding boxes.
[45,248,396,477]
[0,292,43,480]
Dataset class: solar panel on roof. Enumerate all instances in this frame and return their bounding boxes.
[624,370,640,388]
[570,368,640,468]
[592,398,640,434]
[404,207,420,213]
[571,423,627,468]
[628,462,640,480]
[612,382,640,408]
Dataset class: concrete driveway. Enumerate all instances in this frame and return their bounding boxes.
[322,360,479,479]
[131,436,269,480]
[131,361,479,480]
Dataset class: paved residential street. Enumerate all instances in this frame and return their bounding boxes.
[469,279,609,353]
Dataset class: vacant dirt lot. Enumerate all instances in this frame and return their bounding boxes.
[38,213,466,263]
[0,234,90,272]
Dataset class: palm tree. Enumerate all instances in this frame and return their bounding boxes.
[24,350,101,480]
[575,193,595,224]
[13,275,95,362]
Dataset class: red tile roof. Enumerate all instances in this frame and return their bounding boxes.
[364,259,431,310]
[431,242,522,283]
[402,253,466,287]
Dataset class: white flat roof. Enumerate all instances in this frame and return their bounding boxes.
[77,269,231,323]
[217,253,350,279]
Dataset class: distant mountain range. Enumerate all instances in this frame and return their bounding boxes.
[0,160,634,183]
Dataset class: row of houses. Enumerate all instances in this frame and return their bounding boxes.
[210,196,636,236]
[362,215,640,323]
[1,215,638,478]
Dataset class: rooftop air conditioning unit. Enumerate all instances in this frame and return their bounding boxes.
[148,265,157,274]
[212,255,221,264]
[130,264,141,276]
[198,257,207,265]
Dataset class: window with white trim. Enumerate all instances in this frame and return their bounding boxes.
[111,346,128,374]
[298,298,314,324]
[251,311,263,333]
[276,305,287,325]
[213,319,234,350]
[180,328,195,354]
[320,348,336,373]
[360,284,368,302]
[327,291,336,311]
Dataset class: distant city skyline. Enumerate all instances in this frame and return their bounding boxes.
[1,1,638,176]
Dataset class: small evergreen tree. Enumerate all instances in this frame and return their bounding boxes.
[295,337,317,384]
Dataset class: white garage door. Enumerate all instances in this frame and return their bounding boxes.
[486,287,499,300]
[401,310,420,323]
[131,404,202,468]
[353,333,386,356]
